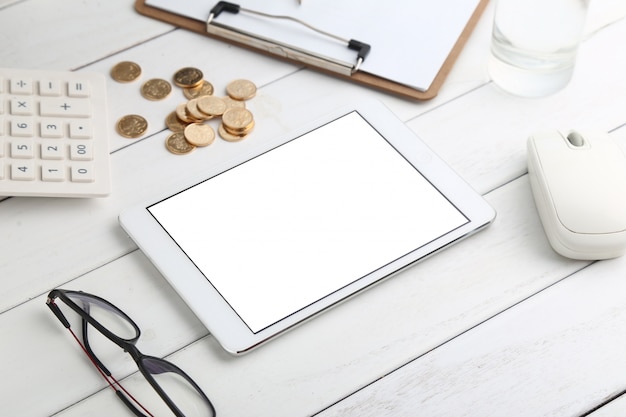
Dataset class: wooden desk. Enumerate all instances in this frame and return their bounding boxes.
[2,1,626,416]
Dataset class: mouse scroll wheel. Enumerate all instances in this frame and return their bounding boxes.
[567,131,585,147]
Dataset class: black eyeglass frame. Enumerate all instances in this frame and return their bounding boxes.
[46,288,215,417]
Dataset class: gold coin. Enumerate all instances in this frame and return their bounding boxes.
[222,107,254,133]
[226,79,257,101]
[218,123,249,142]
[141,78,172,100]
[116,114,148,138]
[166,131,195,155]
[184,123,215,147]
[183,80,215,99]
[186,98,210,121]
[173,67,204,88]
[222,95,246,111]
[224,120,255,136]
[110,61,142,83]
[165,111,188,132]
[175,103,197,124]
[197,95,227,117]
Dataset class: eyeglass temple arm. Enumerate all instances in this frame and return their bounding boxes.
[46,298,71,328]
[116,391,150,417]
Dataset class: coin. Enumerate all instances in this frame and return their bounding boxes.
[226,79,257,101]
[175,103,196,124]
[116,114,148,138]
[110,61,142,83]
[165,131,195,155]
[197,95,227,117]
[183,80,215,99]
[186,98,210,121]
[173,67,204,89]
[165,111,188,132]
[218,123,249,142]
[222,107,254,134]
[222,95,246,111]
[141,78,172,100]
[184,123,215,147]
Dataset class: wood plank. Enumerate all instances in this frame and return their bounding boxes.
[0,0,172,70]
[317,252,626,417]
[590,394,626,416]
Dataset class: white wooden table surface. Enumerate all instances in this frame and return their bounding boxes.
[2,1,626,416]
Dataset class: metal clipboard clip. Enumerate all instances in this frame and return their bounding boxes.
[206,1,371,76]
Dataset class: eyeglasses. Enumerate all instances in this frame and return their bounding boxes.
[46,289,216,417]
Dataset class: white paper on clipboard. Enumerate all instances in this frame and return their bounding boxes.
[144,0,481,92]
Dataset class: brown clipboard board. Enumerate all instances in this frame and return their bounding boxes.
[135,0,489,100]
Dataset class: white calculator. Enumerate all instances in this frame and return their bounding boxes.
[0,68,111,197]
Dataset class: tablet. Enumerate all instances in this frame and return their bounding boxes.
[119,99,495,354]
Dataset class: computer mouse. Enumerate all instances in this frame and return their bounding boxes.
[527,130,626,260]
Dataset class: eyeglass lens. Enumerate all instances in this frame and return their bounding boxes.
[65,292,139,340]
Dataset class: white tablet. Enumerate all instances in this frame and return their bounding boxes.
[119,99,495,354]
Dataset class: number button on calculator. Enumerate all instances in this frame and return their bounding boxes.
[0,68,111,197]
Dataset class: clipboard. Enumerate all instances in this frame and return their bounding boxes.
[135,0,489,100]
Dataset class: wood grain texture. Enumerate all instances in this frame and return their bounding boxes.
[2,1,626,416]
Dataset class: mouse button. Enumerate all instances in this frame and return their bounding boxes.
[566,131,585,147]
[528,131,570,168]
[554,181,626,234]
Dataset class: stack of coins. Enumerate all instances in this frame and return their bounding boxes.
[164,70,257,155]
[110,62,258,154]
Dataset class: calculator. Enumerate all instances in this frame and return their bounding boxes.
[0,68,111,197]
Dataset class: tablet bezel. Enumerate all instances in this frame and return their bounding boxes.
[119,99,495,355]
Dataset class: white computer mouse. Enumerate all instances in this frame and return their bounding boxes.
[527,130,626,260]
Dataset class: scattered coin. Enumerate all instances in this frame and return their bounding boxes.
[110,61,142,83]
[116,114,148,138]
[222,107,254,136]
[186,98,209,121]
[173,67,204,89]
[222,95,246,111]
[165,111,188,132]
[141,78,172,101]
[226,79,257,101]
[183,80,215,99]
[197,95,227,117]
[165,131,196,155]
[184,123,216,147]
[218,123,248,142]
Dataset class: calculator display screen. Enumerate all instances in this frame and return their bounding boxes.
[148,111,468,333]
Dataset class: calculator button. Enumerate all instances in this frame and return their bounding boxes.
[68,81,91,98]
[11,161,35,180]
[40,98,91,118]
[69,120,92,138]
[41,163,65,181]
[10,78,33,94]
[40,120,65,138]
[41,141,64,160]
[0,160,4,179]
[11,141,35,158]
[39,79,63,96]
[11,97,35,116]
[70,142,92,161]
[71,164,95,182]
[11,119,34,136]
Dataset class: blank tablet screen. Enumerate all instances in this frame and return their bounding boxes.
[148,110,468,332]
